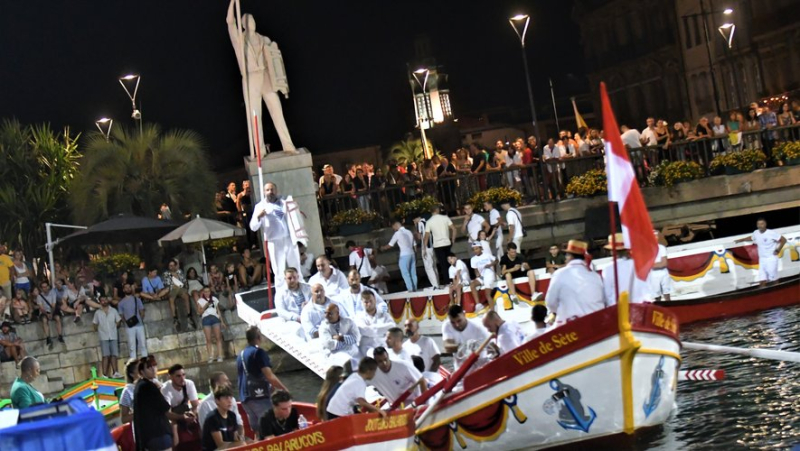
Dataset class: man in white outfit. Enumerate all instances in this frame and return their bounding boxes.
[734,218,787,286]
[319,304,361,365]
[355,291,394,357]
[482,310,524,355]
[274,268,310,339]
[483,201,505,260]
[413,214,439,289]
[648,230,673,301]
[308,256,348,297]
[334,270,386,318]
[546,240,607,326]
[249,182,301,287]
[602,233,653,304]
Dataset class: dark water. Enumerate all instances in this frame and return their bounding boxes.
[209,305,800,450]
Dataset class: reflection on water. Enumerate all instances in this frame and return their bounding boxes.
[199,305,800,450]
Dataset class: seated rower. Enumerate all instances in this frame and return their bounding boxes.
[524,304,550,342]
[258,390,300,440]
[545,240,606,326]
[326,357,386,420]
[308,256,348,298]
[469,242,497,311]
[499,243,543,302]
[300,284,347,340]
[412,355,443,388]
[355,291,394,357]
[447,253,471,306]
[275,268,311,323]
[334,269,386,318]
[384,327,413,364]
[482,311,525,356]
[319,304,361,364]
[403,319,441,373]
[370,347,427,406]
[442,305,490,370]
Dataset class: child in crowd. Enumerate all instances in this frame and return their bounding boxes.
[11,290,32,324]
[447,253,471,306]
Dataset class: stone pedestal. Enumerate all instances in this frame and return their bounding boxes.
[244,148,324,260]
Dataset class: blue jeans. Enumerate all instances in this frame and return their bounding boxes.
[399,254,417,291]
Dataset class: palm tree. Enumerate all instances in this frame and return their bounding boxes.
[0,119,81,271]
[70,124,216,225]
[389,133,439,165]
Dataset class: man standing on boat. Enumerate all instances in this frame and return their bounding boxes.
[545,240,606,326]
[250,182,304,287]
[484,201,506,259]
[602,233,653,304]
[413,214,439,289]
[648,230,673,301]
[734,218,787,286]
[442,305,491,369]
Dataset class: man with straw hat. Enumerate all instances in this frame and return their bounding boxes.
[545,240,606,326]
[602,233,653,304]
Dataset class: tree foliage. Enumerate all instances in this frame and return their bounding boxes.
[70,124,216,225]
[388,134,439,165]
[0,119,81,264]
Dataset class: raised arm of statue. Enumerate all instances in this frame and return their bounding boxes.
[227,0,245,76]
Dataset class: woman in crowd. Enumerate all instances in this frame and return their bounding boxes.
[711,116,728,154]
[11,290,32,324]
[113,271,133,300]
[743,108,762,150]
[315,365,344,422]
[406,161,421,198]
[224,262,239,296]
[727,110,743,151]
[134,355,193,451]
[59,277,85,324]
[656,120,670,149]
[119,359,140,424]
[695,117,713,139]
[420,158,438,196]
[196,286,227,363]
[53,262,70,284]
[237,248,263,289]
[673,122,687,141]
[12,251,32,296]
[208,264,225,296]
[353,165,371,212]
[778,102,796,126]
[186,268,204,302]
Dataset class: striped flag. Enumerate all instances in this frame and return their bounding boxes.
[572,97,588,130]
[600,82,658,280]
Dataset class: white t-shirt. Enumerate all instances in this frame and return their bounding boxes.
[387,347,413,365]
[654,244,668,266]
[198,296,221,319]
[449,260,471,285]
[349,248,374,279]
[488,209,503,241]
[299,252,315,279]
[470,253,496,282]
[308,267,349,297]
[496,321,525,355]
[506,208,524,239]
[370,360,423,404]
[479,240,494,259]
[751,229,782,260]
[620,129,642,149]
[92,307,121,341]
[425,214,454,248]
[640,127,658,146]
[442,319,490,347]
[403,336,440,372]
[327,373,367,417]
[465,214,486,241]
[388,228,415,257]
[161,379,199,408]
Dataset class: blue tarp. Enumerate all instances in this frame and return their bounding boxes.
[0,399,115,451]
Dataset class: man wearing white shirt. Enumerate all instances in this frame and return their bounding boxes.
[347,241,374,284]
[461,204,489,242]
[370,347,427,406]
[469,243,497,311]
[298,243,314,280]
[356,291,395,356]
[423,204,456,288]
[640,118,658,147]
[308,256,348,297]
[546,240,607,326]
[482,311,524,355]
[483,201,506,259]
[602,233,653,304]
[161,364,200,415]
[319,304,361,363]
[734,218,787,286]
[403,319,441,372]
[442,305,491,370]
[274,268,311,322]
[447,253,471,306]
[524,305,550,342]
[542,139,563,200]
[648,231,673,301]
[382,221,418,292]
[300,284,347,340]
[249,182,301,287]
[413,215,439,289]
[384,327,413,364]
[620,125,643,150]
[327,358,385,420]
[335,270,386,318]
[501,201,525,250]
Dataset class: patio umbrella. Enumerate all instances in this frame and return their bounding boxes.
[60,214,179,245]
[157,215,245,282]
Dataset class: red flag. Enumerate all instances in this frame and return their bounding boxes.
[600,82,658,280]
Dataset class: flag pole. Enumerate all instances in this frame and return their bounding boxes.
[549,78,560,132]
[253,112,273,308]
[607,202,621,305]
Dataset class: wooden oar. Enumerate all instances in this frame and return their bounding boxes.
[683,341,800,363]
[415,335,494,429]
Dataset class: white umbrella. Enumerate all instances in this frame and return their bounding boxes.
[158,215,246,283]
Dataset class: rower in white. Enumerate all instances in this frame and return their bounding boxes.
[545,240,607,326]
[308,256,348,298]
[483,310,525,356]
[384,327,413,364]
[370,347,428,406]
[355,291,394,357]
[602,233,653,304]
[403,319,441,372]
[442,304,491,370]
[274,268,311,339]
[734,217,787,286]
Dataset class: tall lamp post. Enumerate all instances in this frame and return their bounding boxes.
[119,74,142,134]
[95,117,113,141]
[411,68,432,159]
[683,5,733,116]
[509,14,541,140]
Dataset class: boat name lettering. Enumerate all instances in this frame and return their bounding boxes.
[651,311,678,334]
[512,332,579,366]
[365,414,409,432]
[248,431,326,451]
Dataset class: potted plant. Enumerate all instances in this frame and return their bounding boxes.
[330,209,380,236]
[772,142,800,166]
[467,187,524,210]
[710,149,767,175]
[565,169,607,197]
[393,195,438,222]
[648,161,703,187]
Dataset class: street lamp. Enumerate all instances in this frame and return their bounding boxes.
[718,23,735,49]
[411,68,432,159]
[509,13,541,140]
[95,117,113,141]
[119,74,142,133]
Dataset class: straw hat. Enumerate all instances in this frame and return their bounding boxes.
[603,233,627,250]
[564,240,588,256]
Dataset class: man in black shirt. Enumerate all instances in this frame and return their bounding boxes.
[259,390,300,440]
[202,387,247,451]
[499,243,542,303]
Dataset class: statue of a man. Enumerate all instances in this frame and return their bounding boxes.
[227,0,296,153]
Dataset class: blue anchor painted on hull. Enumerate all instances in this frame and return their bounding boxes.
[549,379,597,433]
[643,356,666,418]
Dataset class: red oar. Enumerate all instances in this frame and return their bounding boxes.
[388,377,426,410]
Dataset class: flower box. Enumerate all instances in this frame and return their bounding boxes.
[787,157,800,167]
[724,165,746,175]
[338,223,373,236]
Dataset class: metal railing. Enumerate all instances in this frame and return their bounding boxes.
[317,124,800,227]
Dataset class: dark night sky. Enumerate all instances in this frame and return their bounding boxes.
[0,1,583,171]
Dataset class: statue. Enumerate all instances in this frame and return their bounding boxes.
[227,0,297,154]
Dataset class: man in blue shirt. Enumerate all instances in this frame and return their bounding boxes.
[140,267,168,302]
[237,326,288,428]
[759,105,779,157]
